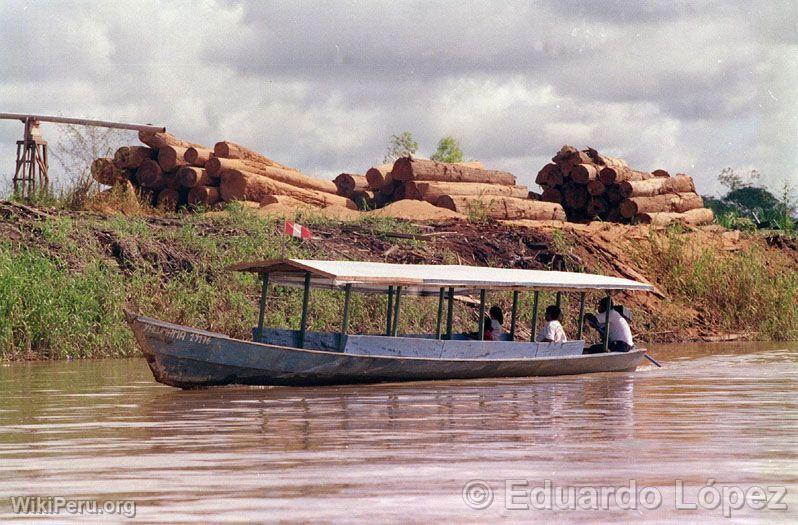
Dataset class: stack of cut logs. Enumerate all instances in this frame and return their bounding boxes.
[343,157,566,220]
[535,145,714,225]
[91,132,357,211]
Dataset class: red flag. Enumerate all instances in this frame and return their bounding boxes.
[283,220,312,240]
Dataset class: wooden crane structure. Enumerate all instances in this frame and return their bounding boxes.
[0,113,165,198]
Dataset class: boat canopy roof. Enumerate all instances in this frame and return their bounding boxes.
[228,259,655,295]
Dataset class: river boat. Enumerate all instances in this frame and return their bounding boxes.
[127,259,655,388]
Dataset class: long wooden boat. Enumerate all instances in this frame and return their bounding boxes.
[128,259,655,388]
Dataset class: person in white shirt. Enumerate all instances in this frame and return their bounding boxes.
[583,297,634,354]
[487,306,506,341]
[536,305,568,343]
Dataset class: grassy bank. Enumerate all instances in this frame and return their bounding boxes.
[1,203,796,360]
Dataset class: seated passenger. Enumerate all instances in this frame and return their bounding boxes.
[583,297,634,354]
[487,305,506,341]
[536,305,567,343]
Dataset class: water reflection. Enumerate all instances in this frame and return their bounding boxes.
[0,341,796,522]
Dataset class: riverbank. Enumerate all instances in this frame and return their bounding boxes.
[1,200,796,360]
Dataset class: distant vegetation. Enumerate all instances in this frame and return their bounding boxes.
[384,132,465,163]
[430,136,464,163]
[706,168,796,234]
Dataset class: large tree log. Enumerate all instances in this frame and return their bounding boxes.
[414,182,528,202]
[563,183,589,209]
[535,163,558,186]
[541,187,562,203]
[619,192,705,218]
[599,167,653,184]
[91,158,127,186]
[587,197,608,218]
[333,173,369,196]
[156,188,181,211]
[351,189,375,210]
[219,169,357,209]
[392,157,516,185]
[158,146,189,171]
[138,131,201,150]
[206,157,338,194]
[135,159,165,189]
[113,146,155,169]
[178,166,214,188]
[587,179,605,196]
[606,185,624,205]
[570,163,598,184]
[184,147,214,166]
[585,148,628,170]
[636,208,714,227]
[187,185,220,206]
[436,196,566,221]
[619,174,695,198]
[365,164,392,189]
[213,141,297,172]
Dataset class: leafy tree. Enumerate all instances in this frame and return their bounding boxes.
[383,131,419,162]
[718,167,760,191]
[430,136,464,163]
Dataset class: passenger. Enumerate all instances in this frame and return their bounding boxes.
[488,306,506,341]
[536,305,567,343]
[583,297,634,354]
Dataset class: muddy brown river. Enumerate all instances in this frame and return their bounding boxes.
[1,342,796,522]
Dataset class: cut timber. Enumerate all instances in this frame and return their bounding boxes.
[187,185,220,206]
[113,146,155,169]
[436,196,566,221]
[158,146,189,171]
[178,166,214,188]
[91,158,127,186]
[606,185,623,205]
[571,163,598,184]
[541,187,562,203]
[585,148,628,170]
[135,159,165,189]
[219,169,357,210]
[563,184,589,209]
[587,179,606,196]
[184,147,214,166]
[206,157,338,194]
[333,173,368,196]
[392,157,516,185]
[415,182,528,202]
[365,164,392,189]
[636,208,714,227]
[587,197,608,218]
[598,167,653,185]
[351,189,375,210]
[652,169,670,178]
[138,131,201,150]
[619,192,705,219]
[213,141,296,172]
[619,174,695,198]
[156,188,181,211]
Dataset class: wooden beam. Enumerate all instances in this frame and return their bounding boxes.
[577,292,586,340]
[256,273,269,342]
[530,291,540,342]
[477,289,486,341]
[509,291,519,341]
[602,292,612,352]
[435,287,445,340]
[298,272,311,348]
[0,113,165,133]
[339,283,352,351]
[391,286,402,336]
[445,287,455,340]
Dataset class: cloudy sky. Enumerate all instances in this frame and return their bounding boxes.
[1,0,796,196]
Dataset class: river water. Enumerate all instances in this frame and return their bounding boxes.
[1,342,796,523]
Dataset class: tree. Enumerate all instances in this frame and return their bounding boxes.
[383,131,418,163]
[718,167,760,191]
[430,136,464,163]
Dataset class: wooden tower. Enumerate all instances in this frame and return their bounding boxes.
[13,118,49,198]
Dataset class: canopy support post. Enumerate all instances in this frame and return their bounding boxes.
[391,286,402,336]
[385,286,394,336]
[435,287,445,340]
[556,291,562,308]
[339,283,352,351]
[602,292,612,352]
[530,291,540,342]
[445,287,455,340]
[577,292,586,340]
[298,272,311,348]
[255,273,269,342]
[477,289,486,340]
[509,291,519,341]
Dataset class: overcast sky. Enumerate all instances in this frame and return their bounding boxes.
[1,0,796,196]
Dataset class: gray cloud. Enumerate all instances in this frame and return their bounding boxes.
[0,0,795,198]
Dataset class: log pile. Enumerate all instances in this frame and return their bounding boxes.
[348,157,565,220]
[535,145,713,225]
[91,133,356,211]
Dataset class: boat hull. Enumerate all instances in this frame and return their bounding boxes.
[128,314,648,388]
